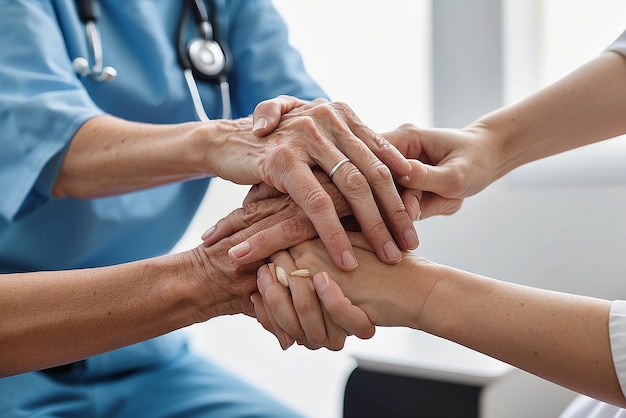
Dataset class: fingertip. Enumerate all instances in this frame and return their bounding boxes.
[201,225,216,241]
[256,265,273,292]
[340,250,358,271]
[313,272,330,295]
[252,116,269,136]
[397,159,429,189]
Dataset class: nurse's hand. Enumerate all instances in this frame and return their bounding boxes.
[208,96,418,271]
[381,123,499,220]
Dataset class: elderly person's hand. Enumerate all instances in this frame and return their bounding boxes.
[206,96,418,271]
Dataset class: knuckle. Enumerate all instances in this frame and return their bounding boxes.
[397,122,418,133]
[389,205,411,226]
[287,114,317,133]
[370,162,393,185]
[327,334,346,351]
[374,134,393,152]
[227,207,250,228]
[314,102,336,118]
[330,101,352,116]
[365,219,388,237]
[307,330,328,347]
[278,216,309,243]
[241,201,260,219]
[312,97,330,105]
[343,168,370,195]
[446,170,469,196]
[304,188,334,212]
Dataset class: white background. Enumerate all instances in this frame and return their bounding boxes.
[172,1,626,417]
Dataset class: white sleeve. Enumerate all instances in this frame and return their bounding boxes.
[605,29,626,56]
[610,300,626,398]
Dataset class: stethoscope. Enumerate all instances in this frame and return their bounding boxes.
[72,0,232,120]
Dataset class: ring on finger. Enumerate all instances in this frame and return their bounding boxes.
[328,158,350,181]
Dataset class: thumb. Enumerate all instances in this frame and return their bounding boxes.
[252,95,310,137]
[396,159,432,191]
[396,159,461,198]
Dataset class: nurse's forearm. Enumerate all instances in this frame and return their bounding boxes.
[473,52,626,180]
[0,250,219,377]
[52,115,227,198]
[418,264,623,406]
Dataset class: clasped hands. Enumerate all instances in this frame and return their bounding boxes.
[199,95,493,350]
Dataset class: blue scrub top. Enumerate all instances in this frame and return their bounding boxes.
[0,0,326,375]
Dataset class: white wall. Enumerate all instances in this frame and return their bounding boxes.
[174,2,626,417]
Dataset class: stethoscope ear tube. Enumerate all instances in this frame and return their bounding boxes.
[73,0,117,82]
[73,0,231,119]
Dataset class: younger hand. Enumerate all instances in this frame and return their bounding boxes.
[254,235,439,350]
[383,123,499,220]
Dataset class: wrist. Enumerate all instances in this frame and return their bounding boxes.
[358,253,440,330]
[401,255,443,330]
[193,118,262,182]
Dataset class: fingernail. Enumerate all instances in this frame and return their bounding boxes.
[404,228,419,250]
[307,278,315,292]
[201,225,216,241]
[229,241,251,259]
[341,250,358,270]
[314,272,330,294]
[253,117,267,132]
[383,240,402,263]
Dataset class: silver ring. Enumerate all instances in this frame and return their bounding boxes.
[328,158,350,181]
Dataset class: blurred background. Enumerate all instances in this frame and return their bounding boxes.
[172,1,626,417]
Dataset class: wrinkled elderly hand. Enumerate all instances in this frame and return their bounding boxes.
[208,96,418,271]
[190,188,341,319]
[203,168,358,265]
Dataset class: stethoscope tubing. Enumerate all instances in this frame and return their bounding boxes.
[73,0,231,120]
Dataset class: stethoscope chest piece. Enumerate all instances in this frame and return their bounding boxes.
[188,38,226,79]
[73,0,231,120]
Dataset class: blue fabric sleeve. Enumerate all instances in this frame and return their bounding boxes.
[222,0,329,117]
[0,0,104,221]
